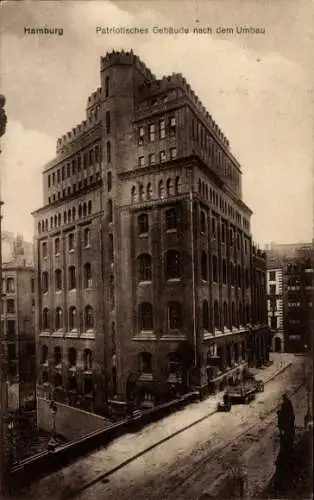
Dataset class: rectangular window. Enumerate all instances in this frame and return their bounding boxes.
[169,116,176,137]
[62,166,65,180]
[52,172,55,185]
[270,316,277,330]
[170,147,177,159]
[57,169,60,183]
[31,278,35,294]
[269,271,276,281]
[148,153,156,165]
[212,217,217,238]
[159,120,165,139]
[8,343,16,360]
[6,299,15,314]
[7,320,16,336]
[42,241,48,258]
[138,127,144,145]
[269,284,276,295]
[148,124,155,142]
[67,164,71,177]
[48,175,51,188]
[160,150,166,162]
[138,156,145,168]
[6,278,15,294]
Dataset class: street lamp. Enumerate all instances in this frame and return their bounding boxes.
[47,400,58,451]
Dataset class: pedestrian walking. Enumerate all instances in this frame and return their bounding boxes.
[228,445,249,499]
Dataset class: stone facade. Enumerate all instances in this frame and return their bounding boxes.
[33,50,270,409]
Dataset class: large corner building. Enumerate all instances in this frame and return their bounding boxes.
[33,50,271,411]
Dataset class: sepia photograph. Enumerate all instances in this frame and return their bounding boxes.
[0,0,313,498]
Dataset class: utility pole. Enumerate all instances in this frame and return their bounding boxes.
[0,93,9,495]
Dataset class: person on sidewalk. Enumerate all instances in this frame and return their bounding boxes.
[277,393,295,455]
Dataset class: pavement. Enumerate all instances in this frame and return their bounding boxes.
[9,353,295,500]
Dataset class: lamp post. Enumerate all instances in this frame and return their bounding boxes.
[0,94,9,495]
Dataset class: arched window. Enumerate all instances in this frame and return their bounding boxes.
[237,265,241,288]
[54,215,57,227]
[106,141,111,163]
[167,301,182,329]
[45,219,48,231]
[83,227,90,247]
[105,76,110,98]
[107,171,112,192]
[106,111,111,133]
[245,268,249,289]
[88,200,92,215]
[165,208,178,230]
[68,210,72,223]
[139,183,144,201]
[212,255,218,282]
[54,346,62,366]
[214,301,220,329]
[158,180,164,199]
[198,178,202,194]
[85,305,94,330]
[231,302,236,326]
[108,199,113,222]
[38,222,41,234]
[83,203,87,217]
[137,213,148,234]
[68,266,76,290]
[165,250,181,279]
[230,262,235,286]
[147,183,152,200]
[222,260,227,284]
[83,349,92,371]
[238,302,242,326]
[68,233,75,251]
[109,234,114,261]
[223,302,228,328]
[42,371,49,384]
[201,252,208,280]
[55,237,60,255]
[68,347,77,367]
[69,306,77,330]
[78,205,82,218]
[138,302,153,331]
[55,307,63,330]
[166,178,173,196]
[42,272,48,293]
[41,345,48,364]
[138,254,152,281]
[84,263,92,288]
[246,303,250,324]
[55,269,62,291]
[202,300,209,330]
[43,308,49,330]
[175,176,181,194]
[139,352,152,373]
[200,211,206,233]
[131,186,136,203]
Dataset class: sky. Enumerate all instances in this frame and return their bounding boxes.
[0,0,313,246]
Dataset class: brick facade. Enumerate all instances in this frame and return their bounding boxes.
[33,50,270,410]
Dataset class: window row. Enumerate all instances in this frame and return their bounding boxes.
[42,263,92,292]
[137,351,182,374]
[48,144,102,188]
[192,119,239,189]
[137,300,252,332]
[41,345,93,370]
[136,251,250,286]
[138,116,176,145]
[38,202,93,234]
[131,176,182,206]
[201,211,247,252]
[198,178,249,230]
[138,147,177,168]
[42,228,91,258]
[42,305,94,331]
[48,174,100,205]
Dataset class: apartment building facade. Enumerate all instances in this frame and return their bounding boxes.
[267,267,284,352]
[33,50,270,409]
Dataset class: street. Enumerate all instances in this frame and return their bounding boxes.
[11,353,308,500]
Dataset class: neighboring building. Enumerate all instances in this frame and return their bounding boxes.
[1,258,36,411]
[266,242,313,353]
[267,267,284,352]
[33,50,270,411]
[1,232,34,267]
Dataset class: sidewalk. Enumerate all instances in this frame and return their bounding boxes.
[15,353,294,499]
